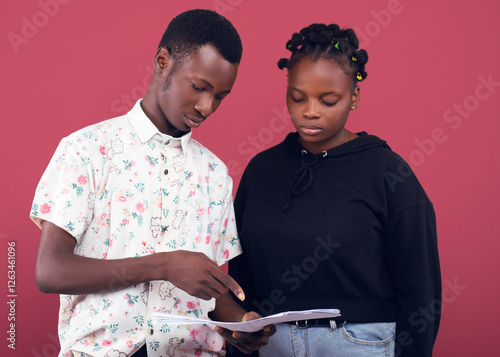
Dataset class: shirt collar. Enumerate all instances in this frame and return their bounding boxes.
[128,99,192,152]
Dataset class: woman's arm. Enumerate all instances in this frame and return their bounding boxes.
[385,201,441,357]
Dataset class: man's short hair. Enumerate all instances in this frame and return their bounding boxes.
[158,9,242,64]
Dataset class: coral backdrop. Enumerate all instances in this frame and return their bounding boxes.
[1,0,499,356]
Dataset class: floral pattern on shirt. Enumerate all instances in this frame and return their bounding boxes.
[30,100,241,357]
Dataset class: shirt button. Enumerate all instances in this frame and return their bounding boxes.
[149,328,154,335]
[164,169,169,175]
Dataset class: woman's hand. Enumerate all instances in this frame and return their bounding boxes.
[215,311,276,355]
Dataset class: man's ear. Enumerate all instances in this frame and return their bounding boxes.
[154,47,172,73]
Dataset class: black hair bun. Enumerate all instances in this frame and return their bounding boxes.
[278,22,369,82]
[277,58,289,70]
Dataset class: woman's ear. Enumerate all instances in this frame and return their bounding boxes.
[351,85,360,110]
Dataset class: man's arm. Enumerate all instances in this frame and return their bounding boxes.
[35,221,245,301]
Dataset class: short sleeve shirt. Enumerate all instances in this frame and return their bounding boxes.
[30,100,242,357]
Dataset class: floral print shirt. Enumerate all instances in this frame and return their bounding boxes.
[30,100,242,357]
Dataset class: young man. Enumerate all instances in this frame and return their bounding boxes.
[31,9,273,356]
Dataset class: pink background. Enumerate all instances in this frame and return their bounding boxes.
[1,0,499,355]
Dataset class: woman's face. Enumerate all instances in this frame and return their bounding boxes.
[286,58,360,154]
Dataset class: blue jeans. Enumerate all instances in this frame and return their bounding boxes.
[259,321,396,357]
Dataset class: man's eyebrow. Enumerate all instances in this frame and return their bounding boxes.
[196,78,231,94]
[193,78,214,89]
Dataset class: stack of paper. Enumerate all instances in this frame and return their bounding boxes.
[153,308,341,332]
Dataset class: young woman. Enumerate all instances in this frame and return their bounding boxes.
[228,23,441,357]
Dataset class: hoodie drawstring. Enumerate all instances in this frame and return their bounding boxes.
[283,150,327,211]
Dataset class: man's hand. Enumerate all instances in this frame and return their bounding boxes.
[35,221,244,300]
[215,311,276,355]
[159,250,245,301]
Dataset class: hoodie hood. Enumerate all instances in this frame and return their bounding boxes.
[283,131,390,157]
[282,131,390,211]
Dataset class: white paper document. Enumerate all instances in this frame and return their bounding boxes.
[153,308,340,333]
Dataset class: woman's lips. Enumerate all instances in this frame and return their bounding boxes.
[299,125,322,135]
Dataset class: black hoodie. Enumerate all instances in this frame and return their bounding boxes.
[230,132,441,357]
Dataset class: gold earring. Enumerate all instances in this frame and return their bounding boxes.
[351,105,356,110]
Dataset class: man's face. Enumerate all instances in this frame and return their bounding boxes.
[151,45,239,137]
